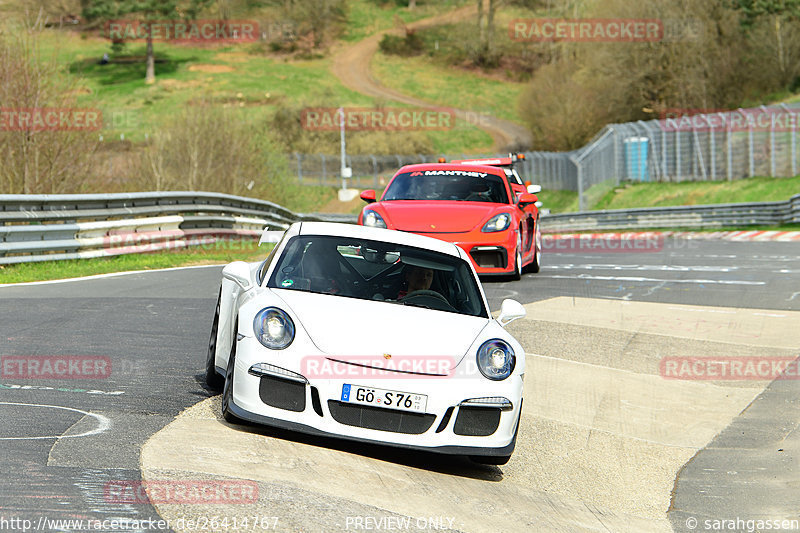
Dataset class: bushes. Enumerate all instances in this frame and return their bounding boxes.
[379,29,424,56]
[0,27,101,194]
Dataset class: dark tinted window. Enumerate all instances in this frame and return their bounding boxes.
[383,170,509,204]
[267,235,487,318]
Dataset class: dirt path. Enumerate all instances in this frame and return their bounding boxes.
[330,4,532,152]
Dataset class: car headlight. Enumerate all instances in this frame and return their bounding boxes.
[476,339,515,380]
[362,209,387,228]
[253,307,295,350]
[482,213,511,232]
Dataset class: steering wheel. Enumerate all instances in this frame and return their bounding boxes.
[403,290,457,312]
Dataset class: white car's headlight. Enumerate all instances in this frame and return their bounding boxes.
[476,339,515,380]
[481,213,511,233]
[363,209,387,228]
[253,307,295,350]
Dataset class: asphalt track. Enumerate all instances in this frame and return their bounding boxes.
[0,238,798,532]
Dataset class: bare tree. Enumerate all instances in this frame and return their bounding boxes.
[0,25,100,194]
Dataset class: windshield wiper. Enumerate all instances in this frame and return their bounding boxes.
[400,301,432,310]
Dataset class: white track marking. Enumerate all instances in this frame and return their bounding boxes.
[0,402,110,440]
[539,274,765,285]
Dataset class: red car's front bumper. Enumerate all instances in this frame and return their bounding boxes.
[414,228,518,275]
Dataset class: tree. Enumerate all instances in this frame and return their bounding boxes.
[81,0,213,84]
[0,27,100,194]
[728,0,800,85]
[475,0,504,65]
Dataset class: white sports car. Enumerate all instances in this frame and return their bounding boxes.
[205,222,527,464]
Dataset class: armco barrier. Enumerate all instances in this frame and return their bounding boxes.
[0,191,333,265]
[539,193,800,232]
[1,191,798,265]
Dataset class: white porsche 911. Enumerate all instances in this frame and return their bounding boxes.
[205,222,527,464]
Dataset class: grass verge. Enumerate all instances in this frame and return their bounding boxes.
[0,240,273,284]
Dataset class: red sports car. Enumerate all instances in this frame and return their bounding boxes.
[358,163,541,279]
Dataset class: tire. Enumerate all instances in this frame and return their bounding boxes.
[221,324,243,424]
[523,222,541,274]
[205,289,224,390]
[508,234,522,281]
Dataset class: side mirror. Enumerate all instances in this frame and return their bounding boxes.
[497,299,526,327]
[518,193,538,205]
[360,190,377,203]
[222,261,253,291]
[527,184,542,194]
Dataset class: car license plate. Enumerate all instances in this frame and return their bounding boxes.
[341,384,427,413]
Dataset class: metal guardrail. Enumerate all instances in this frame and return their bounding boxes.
[0,191,334,265]
[539,193,800,232]
[1,191,798,265]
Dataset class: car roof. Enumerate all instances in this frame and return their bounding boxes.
[292,221,465,258]
[395,163,507,178]
[451,157,513,167]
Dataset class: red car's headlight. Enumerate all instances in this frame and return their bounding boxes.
[482,213,511,233]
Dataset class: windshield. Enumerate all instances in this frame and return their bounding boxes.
[267,235,488,318]
[383,170,509,204]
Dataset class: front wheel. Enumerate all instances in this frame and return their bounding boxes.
[508,234,522,281]
[205,289,224,390]
[524,223,541,274]
[221,328,243,424]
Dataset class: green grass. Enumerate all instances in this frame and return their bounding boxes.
[30,27,493,153]
[537,189,578,214]
[344,0,467,42]
[372,53,526,125]
[591,175,800,211]
[0,240,274,284]
[540,175,800,214]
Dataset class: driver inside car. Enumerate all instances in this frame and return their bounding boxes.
[397,265,435,300]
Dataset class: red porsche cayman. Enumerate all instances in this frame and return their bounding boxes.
[358,163,541,279]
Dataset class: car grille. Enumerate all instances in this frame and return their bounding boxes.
[258,375,306,412]
[453,406,501,436]
[470,248,507,269]
[327,400,436,434]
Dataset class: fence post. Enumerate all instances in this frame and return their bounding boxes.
[692,128,707,180]
[724,112,733,181]
[320,154,327,185]
[762,105,775,177]
[570,154,584,210]
[740,109,755,177]
[709,122,716,180]
[781,103,797,176]
[371,155,378,188]
[611,126,619,183]
[676,129,681,181]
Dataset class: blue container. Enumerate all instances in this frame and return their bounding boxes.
[624,137,649,181]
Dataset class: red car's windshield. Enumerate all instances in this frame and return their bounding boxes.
[383,170,509,204]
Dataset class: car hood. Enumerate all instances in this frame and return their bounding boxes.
[273,289,488,369]
[379,201,500,233]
